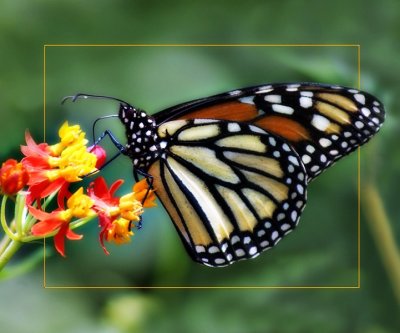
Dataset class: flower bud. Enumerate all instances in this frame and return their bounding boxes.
[89,145,107,169]
[0,159,29,195]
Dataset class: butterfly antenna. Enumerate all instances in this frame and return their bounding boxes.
[61,93,131,106]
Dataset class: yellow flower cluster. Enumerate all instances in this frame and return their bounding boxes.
[46,122,98,182]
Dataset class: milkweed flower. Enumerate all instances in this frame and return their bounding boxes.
[21,122,103,204]
[48,122,87,156]
[0,120,156,274]
[88,177,156,254]
[29,187,96,256]
[0,159,29,195]
[104,218,134,245]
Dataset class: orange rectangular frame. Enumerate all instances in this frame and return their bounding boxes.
[42,44,361,289]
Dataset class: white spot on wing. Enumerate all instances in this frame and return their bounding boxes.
[229,90,242,96]
[311,115,331,131]
[361,107,371,117]
[302,155,311,164]
[355,121,364,129]
[239,96,255,105]
[264,95,282,103]
[231,235,240,244]
[249,125,266,134]
[257,230,266,237]
[249,247,258,255]
[193,119,218,125]
[195,245,205,253]
[299,96,313,108]
[288,155,300,166]
[255,85,273,94]
[227,123,241,132]
[306,145,315,153]
[319,138,332,147]
[286,84,300,91]
[272,104,294,115]
[209,246,220,254]
[354,93,366,105]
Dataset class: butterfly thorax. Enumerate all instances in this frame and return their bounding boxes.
[119,104,160,170]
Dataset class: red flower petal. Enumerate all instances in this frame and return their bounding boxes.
[57,181,71,210]
[88,177,108,197]
[88,177,122,206]
[98,213,113,255]
[109,179,124,197]
[31,217,64,236]
[28,205,52,220]
[54,224,68,257]
[21,131,51,158]
[66,228,83,240]
[27,178,67,205]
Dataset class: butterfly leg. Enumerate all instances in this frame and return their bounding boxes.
[132,168,154,230]
[92,129,127,167]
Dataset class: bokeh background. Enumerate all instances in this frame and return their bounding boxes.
[0,0,399,332]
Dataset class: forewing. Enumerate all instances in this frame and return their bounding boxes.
[154,83,385,181]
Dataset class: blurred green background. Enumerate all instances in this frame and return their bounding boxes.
[0,0,399,332]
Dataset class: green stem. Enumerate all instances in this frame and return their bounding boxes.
[363,183,400,305]
[0,234,11,253]
[14,192,24,235]
[0,239,23,272]
[70,215,96,229]
[1,196,18,241]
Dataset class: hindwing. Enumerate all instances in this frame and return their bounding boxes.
[148,119,307,267]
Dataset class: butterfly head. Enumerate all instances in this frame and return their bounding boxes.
[118,103,160,169]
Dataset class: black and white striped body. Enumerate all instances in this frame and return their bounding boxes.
[119,104,160,170]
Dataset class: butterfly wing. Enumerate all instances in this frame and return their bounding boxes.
[147,119,307,267]
[154,83,385,181]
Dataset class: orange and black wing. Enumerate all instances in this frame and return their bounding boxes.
[154,83,385,181]
[148,119,307,267]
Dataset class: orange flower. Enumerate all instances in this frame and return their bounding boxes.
[104,218,134,245]
[133,179,157,208]
[0,159,29,195]
[88,177,156,254]
[30,187,95,256]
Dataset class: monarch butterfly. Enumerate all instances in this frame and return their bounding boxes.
[66,82,385,267]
